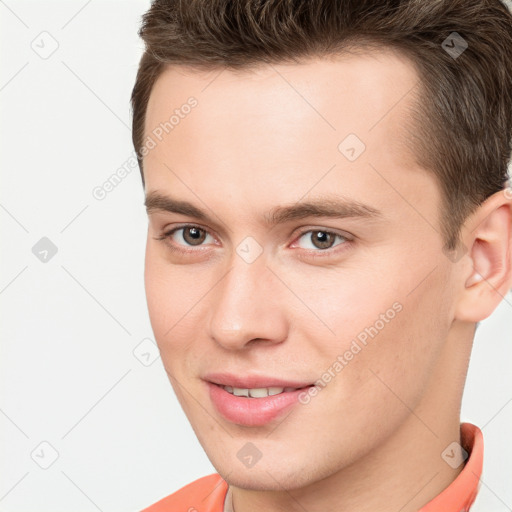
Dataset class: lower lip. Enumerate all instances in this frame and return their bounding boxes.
[207,382,311,427]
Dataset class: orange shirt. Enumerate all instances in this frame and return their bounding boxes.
[142,422,483,512]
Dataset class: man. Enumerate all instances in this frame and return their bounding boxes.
[132,0,512,510]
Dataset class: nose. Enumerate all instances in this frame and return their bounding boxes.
[207,255,288,351]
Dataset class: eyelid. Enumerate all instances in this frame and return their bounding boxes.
[292,225,354,241]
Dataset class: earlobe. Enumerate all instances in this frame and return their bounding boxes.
[454,191,512,323]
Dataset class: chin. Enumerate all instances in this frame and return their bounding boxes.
[216,460,324,492]
[223,471,302,491]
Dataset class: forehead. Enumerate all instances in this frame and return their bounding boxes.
[142,50,439,231]
[145,49,420,137]
[144,50,421,166]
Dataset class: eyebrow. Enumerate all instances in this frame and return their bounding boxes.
[144,191,383,226]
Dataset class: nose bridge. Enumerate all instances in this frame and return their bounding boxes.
[207,252,286,349]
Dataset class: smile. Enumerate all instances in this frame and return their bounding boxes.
[221,385,301,397]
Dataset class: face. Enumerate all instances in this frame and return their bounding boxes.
[143,51,460,490]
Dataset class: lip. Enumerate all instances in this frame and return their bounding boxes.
[203,372,313,389]
[206,382,313,426]
[203,373,314,427]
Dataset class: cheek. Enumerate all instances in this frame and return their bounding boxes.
[276,263,402,358]
[302,274,452,464]
[339,269,452,415]
[294,257,452,403]
[144,242,217,366]
[144,248,168,339]
[144,249,201,407]
[144,243,191,348]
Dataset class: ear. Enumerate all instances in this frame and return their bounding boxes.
[454,188,512,322]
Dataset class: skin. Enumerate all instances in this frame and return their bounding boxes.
[142,50,512,512]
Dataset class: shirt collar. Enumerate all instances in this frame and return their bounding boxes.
[223,423,483,512]
[419,422,483,512]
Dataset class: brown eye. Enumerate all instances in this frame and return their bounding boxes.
[295,229,348,252]
[182,226,207,246]
[156,225,215,249]
[310,231,336,249]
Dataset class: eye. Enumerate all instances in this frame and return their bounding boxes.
[154,224,352,257]
[294,229,349,251]
[156,225,215,249]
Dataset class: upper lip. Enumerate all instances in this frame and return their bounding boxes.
[204,372,314,389]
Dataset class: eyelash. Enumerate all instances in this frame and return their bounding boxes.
[154,224,353,259]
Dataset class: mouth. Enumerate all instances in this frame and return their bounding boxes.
[219,384,309,398]
[204,372,314,390]
[205,379,315,427]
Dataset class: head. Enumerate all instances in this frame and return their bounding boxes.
[132,0,512,492]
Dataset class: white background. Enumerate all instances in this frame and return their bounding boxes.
[1,1,511,511]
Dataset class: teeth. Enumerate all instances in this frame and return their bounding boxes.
[223,386,290,397]
[249,388,271,398]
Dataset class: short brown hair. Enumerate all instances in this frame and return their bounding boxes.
[131,0,512,250]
